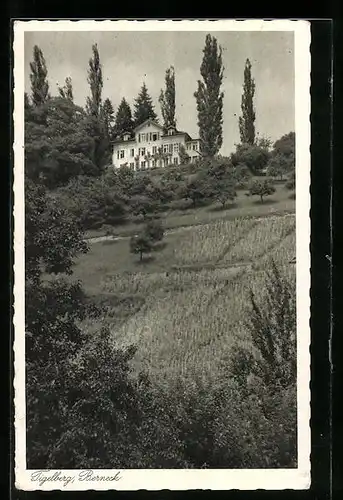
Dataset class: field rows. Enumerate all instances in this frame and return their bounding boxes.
[78,214,296,385]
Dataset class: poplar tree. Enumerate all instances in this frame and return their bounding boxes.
[29,45,50,107]
[194,34,224,157]
[133,83,157,126]
[101,98,115,140]
[239,58,256,145]
[86,44,103,117]
[159,66,176,131]
[114,98,134,137]
[58,77,74,102]
[85,44,107,172]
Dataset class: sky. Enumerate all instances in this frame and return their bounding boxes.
[24,30,294,156]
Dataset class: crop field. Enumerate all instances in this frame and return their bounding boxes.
[75,213,296,387]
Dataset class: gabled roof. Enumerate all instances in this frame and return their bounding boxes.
[161,131,192,141]
[134,119,163,132]
[160,130,201,142]
[112,137,136,145]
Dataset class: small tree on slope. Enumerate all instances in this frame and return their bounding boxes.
[249,179,276,203]
[130,233,153,262]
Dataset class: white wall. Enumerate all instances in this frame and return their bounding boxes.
[112,122,200,169]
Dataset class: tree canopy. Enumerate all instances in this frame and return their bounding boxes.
[29,45,50,107]
[249,179,276,203]
[134,83,157,126]
[194,34,224,157]
[58,77,74,102]
[86,43,103,117]
[101,98,115,140]
[159,66,176,131]
[114,97,134,137]
[239,58,256,145]
[25,97,97,186]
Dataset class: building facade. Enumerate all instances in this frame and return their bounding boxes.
[112,119,201,170]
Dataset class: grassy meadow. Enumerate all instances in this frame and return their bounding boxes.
[74,185,296,389]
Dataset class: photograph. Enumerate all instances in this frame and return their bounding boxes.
[13,19,311,491]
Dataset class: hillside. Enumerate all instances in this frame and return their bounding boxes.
[75,212,296,387]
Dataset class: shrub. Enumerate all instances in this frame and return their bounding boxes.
[228,260,297,467]
[267,154,293,181]
[144,219,165,242]
[231,260,296,390]
[44,327,188,468]
[273,131,295,160]
[55,175,128,230]
[208,177,237,208]
[232,163,252,189]
[130,194,159,220]
[231,143,270,174]
[182,177,210,207]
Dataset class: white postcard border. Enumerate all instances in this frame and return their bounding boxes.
[13,19,311,491]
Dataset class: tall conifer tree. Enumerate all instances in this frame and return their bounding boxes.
[194,34,224,157]
[159,66,176,131]
[100,98,115,142]
[239,58,256,145]
[133,83,157,126]
[29,45,50,107]
[85,44,108,172]
[86,44,103,117]
[114,98,134,137]
[58,77,74,102]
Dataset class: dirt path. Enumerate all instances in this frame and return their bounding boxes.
[86,212,295,245]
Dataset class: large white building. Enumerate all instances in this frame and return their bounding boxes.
[112,119,201,170]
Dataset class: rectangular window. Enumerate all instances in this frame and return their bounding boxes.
[152,160,156,167]
[129,162,134,169]
[193,143,197,151]
[163,144,168,153]
[141,161,146,169]
[173,157,179,165]
[141,133,146,142]
[130,149,134,157]
[169,144,173,153]
[174,143,179,152]
[140,147,146,156]
[152,146,157,154]
[152,133,157,141]
[138,134,141,143]
[120,150,125,159]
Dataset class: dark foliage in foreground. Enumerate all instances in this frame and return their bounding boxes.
[26,178,296,468]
